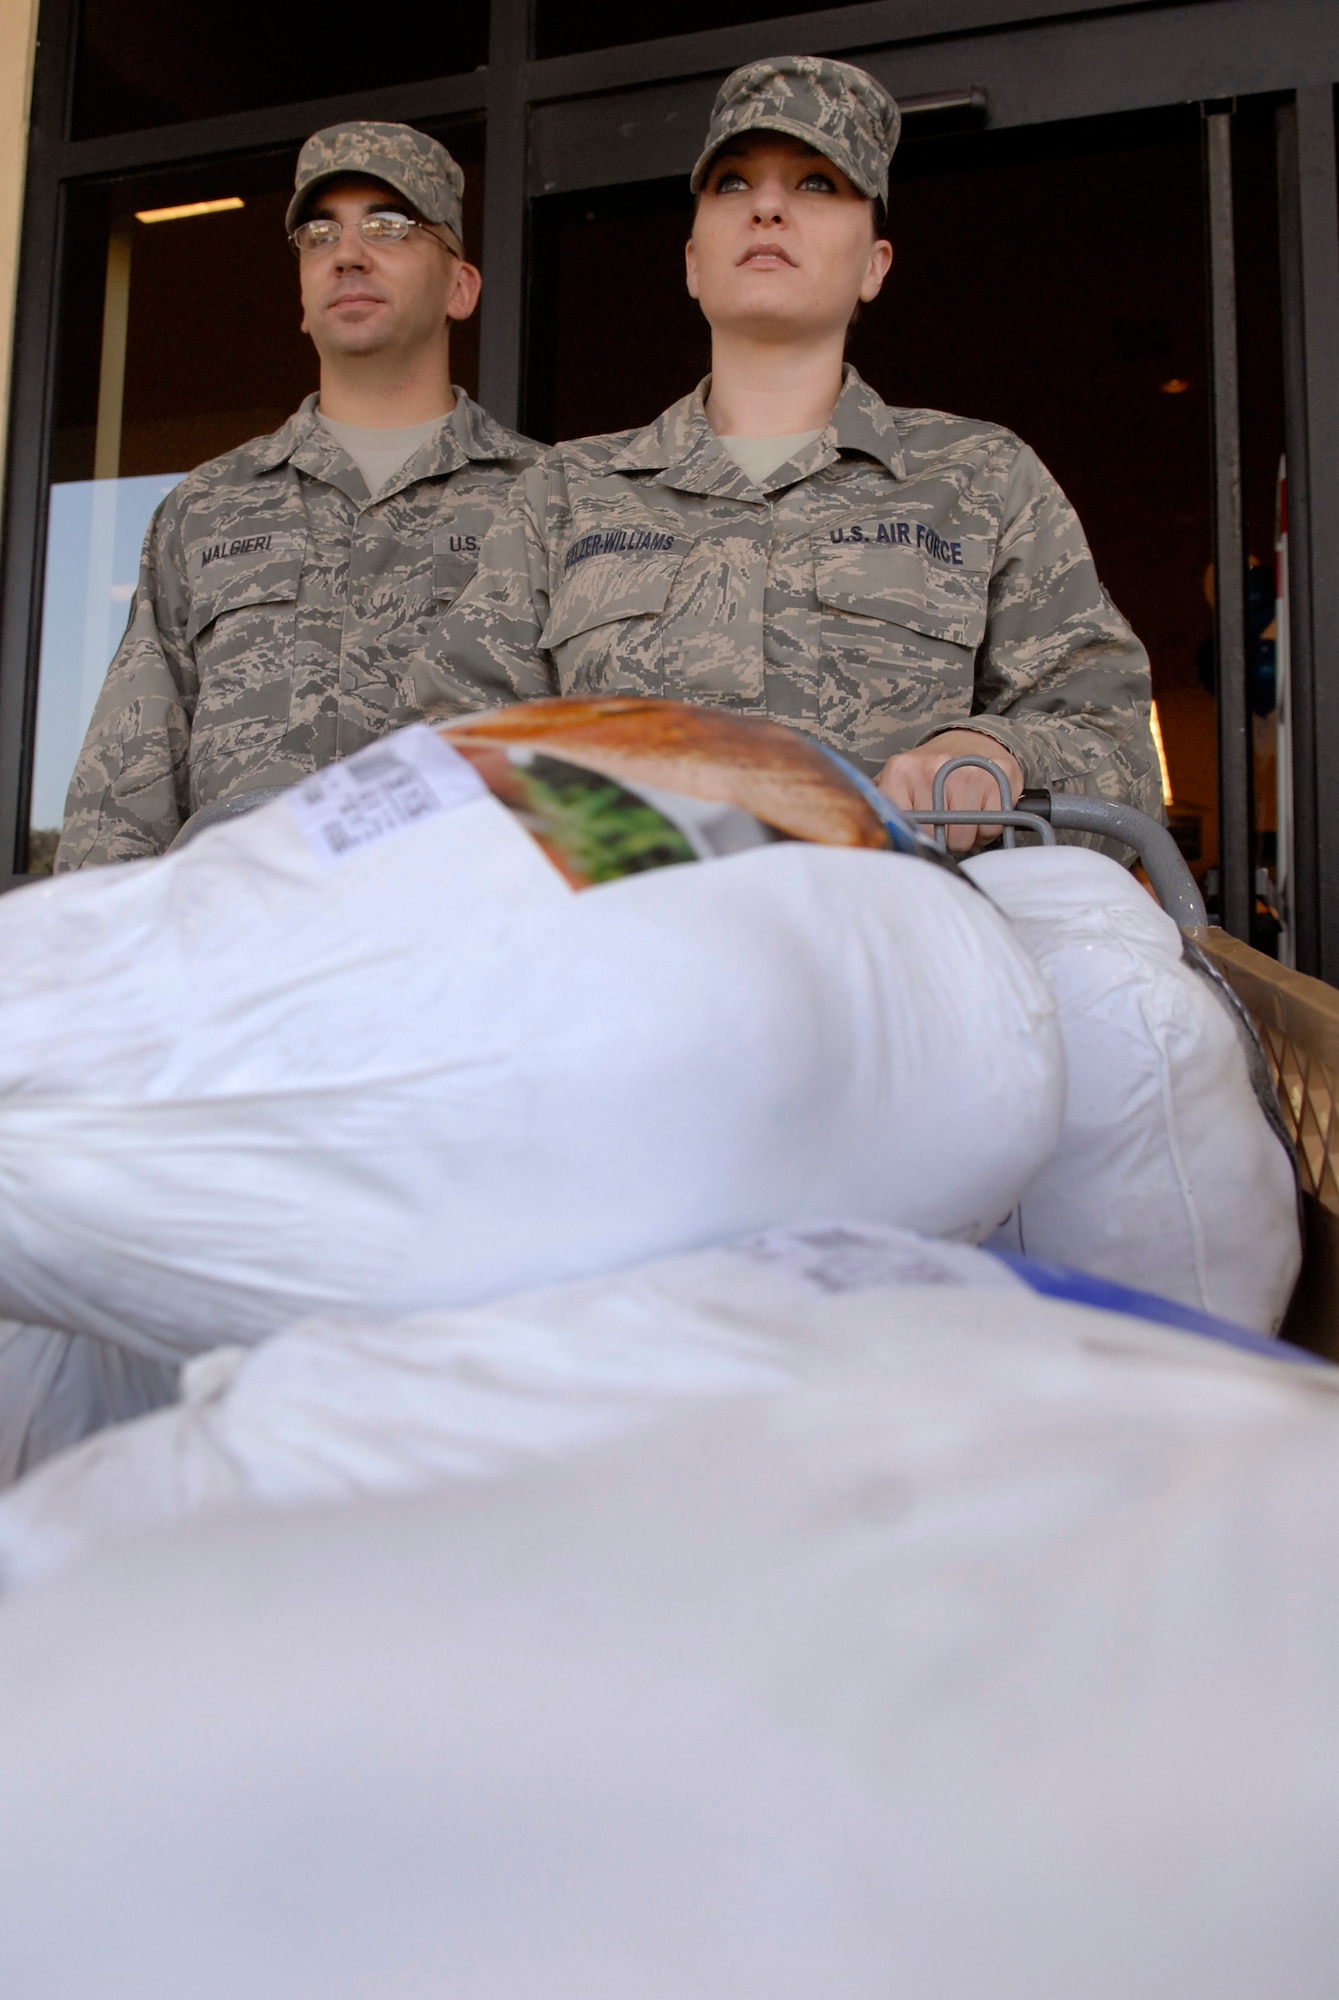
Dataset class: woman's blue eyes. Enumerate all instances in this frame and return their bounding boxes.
[714,173,836,193]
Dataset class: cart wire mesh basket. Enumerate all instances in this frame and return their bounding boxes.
[1192,930,1339,1356]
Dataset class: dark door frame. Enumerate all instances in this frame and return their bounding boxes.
[3,0,1339,975]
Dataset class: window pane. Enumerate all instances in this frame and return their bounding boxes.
[73,0,489,140]
[1232,101,1288,958]
[852,108,1217,907]
[27,123,484,870]
[535,0,859,60]
[53,158,318,487]
[527,180,703,445]
[27,473,184,873]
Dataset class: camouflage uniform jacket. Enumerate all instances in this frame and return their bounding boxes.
[434,368,1159,813]
[56,389,539,868]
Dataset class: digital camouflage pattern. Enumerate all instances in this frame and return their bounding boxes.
[431,368,1160,825]
[56,391,538,869]
[690,56,901,203]
[286,122,465,242]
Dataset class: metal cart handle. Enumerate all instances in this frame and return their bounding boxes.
[1039,794,1207,930]
[906,755,1207,932]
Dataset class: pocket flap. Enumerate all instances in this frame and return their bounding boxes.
[541,538,681,650]
[186,530,306,644]
[815,528,990,650]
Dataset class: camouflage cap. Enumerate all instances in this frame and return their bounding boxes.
[690,56,900,205]
[286,121,465,244]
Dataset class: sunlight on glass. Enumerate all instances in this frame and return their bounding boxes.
[1150,700,1174,805]
[29,474,186,846]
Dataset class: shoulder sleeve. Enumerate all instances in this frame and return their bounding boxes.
[926,443,1161,820]
[54,493,198,870]
[421,460,561,716]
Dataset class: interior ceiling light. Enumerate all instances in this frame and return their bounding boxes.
[1159,377,1191,395]
[135,198,244,224]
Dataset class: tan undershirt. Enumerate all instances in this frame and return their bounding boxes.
[316,410,452,495]
[718,430,825,486]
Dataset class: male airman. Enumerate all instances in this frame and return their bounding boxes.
[58,121,540,868]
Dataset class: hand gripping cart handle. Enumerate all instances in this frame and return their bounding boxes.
[823,749,1209,932]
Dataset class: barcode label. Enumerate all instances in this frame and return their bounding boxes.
[736,1224,1025,1296]
[287,726,487,863]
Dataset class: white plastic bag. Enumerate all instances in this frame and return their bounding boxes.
[965,844,1300,1332]
[0,1261,1336,2000]
[0,728,1063,1363]
[0,1223,1031,1587]
[0,1322,176,1486]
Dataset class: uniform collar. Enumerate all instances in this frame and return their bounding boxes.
[252,389,519,498]
[251,398,320,476]
[605,365,905,496]
[604,384,747,497]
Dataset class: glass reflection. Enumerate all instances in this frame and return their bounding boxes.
[28,474,184,871]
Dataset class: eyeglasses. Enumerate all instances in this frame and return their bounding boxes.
[289,212,457,255]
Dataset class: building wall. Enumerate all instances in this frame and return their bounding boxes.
[0,0,39,501]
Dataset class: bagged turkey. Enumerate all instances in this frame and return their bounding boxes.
[0,1217,1297,1592]
[0,702,1063,1365]
[0,1242,1334,2000]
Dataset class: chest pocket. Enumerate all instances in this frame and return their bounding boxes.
[814,531,991,652]
[185,530,306,771]
[432,510,499,604]
[540,535,683,694]
[186,530,306,646]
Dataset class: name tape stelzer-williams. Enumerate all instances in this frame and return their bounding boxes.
[829,521,966,566]
[287,725,487,863]
[564,527,677,572]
